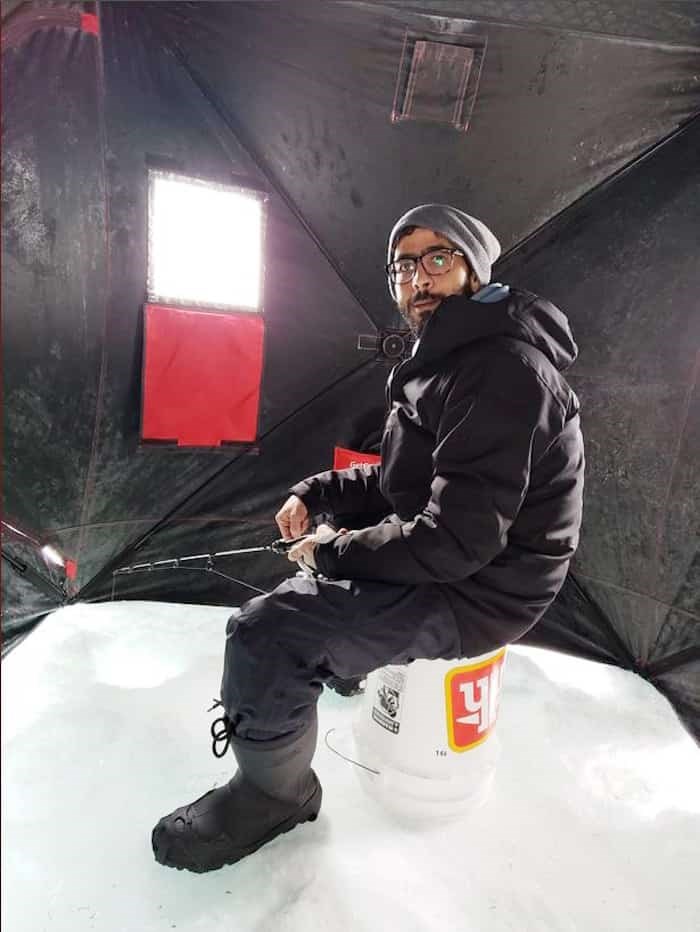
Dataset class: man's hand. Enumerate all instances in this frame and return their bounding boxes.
[287,524,348,571]
[275,495,310,540]
[287,535,319,569]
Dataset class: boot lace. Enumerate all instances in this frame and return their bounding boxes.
[207,699,234,758]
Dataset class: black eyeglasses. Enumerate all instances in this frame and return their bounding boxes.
[386,247,465,284]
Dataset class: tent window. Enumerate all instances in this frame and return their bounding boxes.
[142,171,266,447]
[392,35,486,132]
[147,170,265,311]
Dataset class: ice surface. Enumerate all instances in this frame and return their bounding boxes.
[2,600,699,932]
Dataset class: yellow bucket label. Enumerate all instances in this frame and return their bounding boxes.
[444,648,507,752]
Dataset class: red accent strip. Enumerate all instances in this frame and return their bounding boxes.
[65,560,78,581]
[80,13,99,35]
[333,446,382,470]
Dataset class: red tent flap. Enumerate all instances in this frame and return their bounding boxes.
[141,304,264,446]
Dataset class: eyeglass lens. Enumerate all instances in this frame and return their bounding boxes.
[391,250,454,283]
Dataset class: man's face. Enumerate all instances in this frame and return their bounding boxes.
[392,227,476,334]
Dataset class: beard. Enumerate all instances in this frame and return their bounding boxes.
[396,281,475,335]
[397,290,440,336]
[398,306,421,335]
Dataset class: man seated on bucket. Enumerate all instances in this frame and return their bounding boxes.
[152,204,585,873]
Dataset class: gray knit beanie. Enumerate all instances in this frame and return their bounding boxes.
[387,204,501,296]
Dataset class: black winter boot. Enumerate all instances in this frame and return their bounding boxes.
[152,715,321,873]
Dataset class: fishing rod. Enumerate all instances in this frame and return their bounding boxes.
[112,536,308,576]
[109,526,337,599]
[109,536,320,600]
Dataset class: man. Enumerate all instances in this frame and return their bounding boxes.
[152,204,585,873]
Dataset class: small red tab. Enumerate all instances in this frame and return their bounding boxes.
[333,446,382,470]
[65,559,78,581]
[80,13,99,35]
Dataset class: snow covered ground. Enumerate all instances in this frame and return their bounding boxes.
[2,600,699,932]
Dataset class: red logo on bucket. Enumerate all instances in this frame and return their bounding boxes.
[445,649,507,752]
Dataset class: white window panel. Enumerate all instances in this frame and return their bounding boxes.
[148,171,265,311]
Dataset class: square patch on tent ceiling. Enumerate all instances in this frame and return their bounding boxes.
[392,35,486,132]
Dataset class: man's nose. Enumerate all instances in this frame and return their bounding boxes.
[412,261,432,290]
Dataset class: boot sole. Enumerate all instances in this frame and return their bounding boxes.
[152,780,322,874]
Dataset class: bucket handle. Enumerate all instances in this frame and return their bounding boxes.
[324,728,380,775]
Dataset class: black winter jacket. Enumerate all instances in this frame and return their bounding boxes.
[291,288,585,654]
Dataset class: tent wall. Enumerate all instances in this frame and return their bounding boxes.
[2,1,698,737]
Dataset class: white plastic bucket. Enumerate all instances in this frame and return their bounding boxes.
[352,647,507,821]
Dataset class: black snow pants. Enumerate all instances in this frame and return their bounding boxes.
[220,572,463,741]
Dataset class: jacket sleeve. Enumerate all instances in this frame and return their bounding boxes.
[315,369,548,583]
[290,464,391,523]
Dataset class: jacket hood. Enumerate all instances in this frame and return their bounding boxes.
[415,288,578,372]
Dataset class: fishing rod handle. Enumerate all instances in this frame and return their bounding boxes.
[270,535,309,554]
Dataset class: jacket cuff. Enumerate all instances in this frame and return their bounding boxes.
[290,478,318,508]
[314,536,345,577]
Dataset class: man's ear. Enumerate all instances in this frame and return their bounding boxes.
[468,269,481,294]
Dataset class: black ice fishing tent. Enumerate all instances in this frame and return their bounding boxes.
[2,1,699,739]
